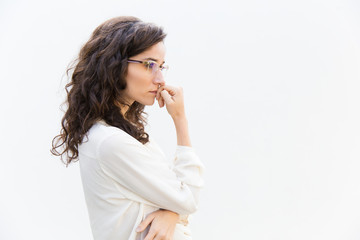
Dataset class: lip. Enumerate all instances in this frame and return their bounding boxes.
[149,91,157,94]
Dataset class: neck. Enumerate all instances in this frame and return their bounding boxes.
[121,105,129,117]
[114,97,134,119]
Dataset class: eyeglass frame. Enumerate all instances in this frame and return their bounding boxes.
[127,59,169,77]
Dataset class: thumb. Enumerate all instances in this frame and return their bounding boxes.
[136,213,155,232]
[160,90,174,104]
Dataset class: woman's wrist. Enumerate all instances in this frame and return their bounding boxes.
[173,117,192,147]
[159,209,180,220]
[171,114,187,123]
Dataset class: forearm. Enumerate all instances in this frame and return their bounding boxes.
[173,116,192,147]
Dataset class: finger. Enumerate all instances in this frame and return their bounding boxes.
[160,90,174,104]
[159,95,165,108]
[153,233,165,240]
[143,230,156,240]
[136,214,155,233]
[160,85,179,96]
[156,86,165,100]
[157,94,163,108]
[156,90,160,101]
[157,84,178,98]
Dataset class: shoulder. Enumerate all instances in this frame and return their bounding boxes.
[87,120,133,144]
[79,120,134,155]
[84,120,118,142]
[91,120,147,155]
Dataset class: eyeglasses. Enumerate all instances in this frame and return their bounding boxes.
[127,59,169,78]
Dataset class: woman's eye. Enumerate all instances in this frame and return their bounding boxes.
[146,62,156,69]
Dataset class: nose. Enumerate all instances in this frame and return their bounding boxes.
[152,71,165,86]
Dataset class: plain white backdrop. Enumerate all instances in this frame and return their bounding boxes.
[0,0,359,239]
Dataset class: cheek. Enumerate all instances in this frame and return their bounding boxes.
[126,70,151,92]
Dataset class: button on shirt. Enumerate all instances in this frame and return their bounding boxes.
[78,120,205,240]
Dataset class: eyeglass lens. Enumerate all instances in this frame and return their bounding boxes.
[146,61,168,78]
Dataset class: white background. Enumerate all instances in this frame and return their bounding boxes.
[0,0,359,239]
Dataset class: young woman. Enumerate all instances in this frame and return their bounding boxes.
[51,16,205,240]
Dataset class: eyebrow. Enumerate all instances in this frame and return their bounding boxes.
[142,57,165,64]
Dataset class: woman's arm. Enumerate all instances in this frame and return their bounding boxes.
[173,117,191,147]
[135,86,199,240]
[97,131,204,215]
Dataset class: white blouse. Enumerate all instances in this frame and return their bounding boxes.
[78,120,205,240]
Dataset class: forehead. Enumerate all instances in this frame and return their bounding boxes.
[137,42,166,64]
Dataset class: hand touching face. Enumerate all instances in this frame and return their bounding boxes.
[123,42,166,106]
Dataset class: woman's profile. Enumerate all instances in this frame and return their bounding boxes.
[51,16,205,240]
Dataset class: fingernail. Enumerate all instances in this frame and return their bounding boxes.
[136,226,141,232]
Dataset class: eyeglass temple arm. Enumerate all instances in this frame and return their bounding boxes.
[127,59,143,63]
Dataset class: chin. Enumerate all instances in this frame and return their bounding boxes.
[138,98,156,106]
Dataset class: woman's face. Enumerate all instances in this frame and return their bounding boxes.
[122,41,166,106]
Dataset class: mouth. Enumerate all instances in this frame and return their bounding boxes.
[149,91,157,94]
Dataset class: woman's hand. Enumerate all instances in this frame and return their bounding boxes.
[156,85,186,120]
[136,209,180,240]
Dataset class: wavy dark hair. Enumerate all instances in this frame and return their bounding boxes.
[51,16,167,166]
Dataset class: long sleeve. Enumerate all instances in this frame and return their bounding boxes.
[96,131,205,215]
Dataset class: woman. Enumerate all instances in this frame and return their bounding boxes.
[51,16,205,240]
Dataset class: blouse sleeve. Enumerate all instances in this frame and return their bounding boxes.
[96,132,205,215]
